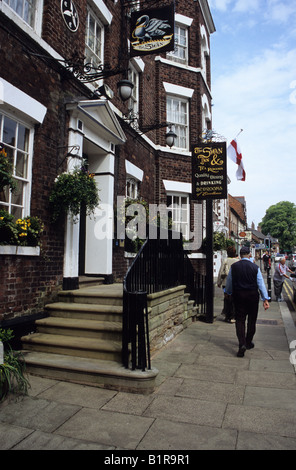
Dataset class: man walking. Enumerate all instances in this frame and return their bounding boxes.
[273,257,293,302]
[225,246,270,357]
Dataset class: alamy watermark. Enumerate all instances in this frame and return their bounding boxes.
[92,196,203,251]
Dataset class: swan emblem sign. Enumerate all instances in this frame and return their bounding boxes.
[130,6,175,57]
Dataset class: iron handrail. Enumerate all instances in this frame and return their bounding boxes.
[122,227,206,370]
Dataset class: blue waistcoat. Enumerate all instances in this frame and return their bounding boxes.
[231,260,259,291]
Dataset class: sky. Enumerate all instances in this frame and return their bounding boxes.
[208,0,296,228]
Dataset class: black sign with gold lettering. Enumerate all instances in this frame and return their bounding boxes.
[130,5,175,57]
[192,142,227,200]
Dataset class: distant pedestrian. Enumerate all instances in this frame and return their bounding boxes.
[273,257,293,302]
[217,246,239,323]
[225,246,270,357]
[262,251,271,272]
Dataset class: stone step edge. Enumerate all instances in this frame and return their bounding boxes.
[45,302,123,314]
[22,351,158,380]
[21,333,122,352]
[35,317,122,332]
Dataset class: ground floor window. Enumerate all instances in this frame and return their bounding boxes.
[167,193,190,239]
[4,0,37,28]
[0,112,33,219]
[126,177,140,199]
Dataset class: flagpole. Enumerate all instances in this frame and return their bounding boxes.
[235,129,243,139]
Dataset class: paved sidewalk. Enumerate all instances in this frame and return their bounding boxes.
[1,286,296,450]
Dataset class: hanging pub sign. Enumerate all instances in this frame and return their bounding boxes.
[192,142,227,201]
[130,5,175,57]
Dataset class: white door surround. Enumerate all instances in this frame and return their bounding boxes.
[63,100,125,290]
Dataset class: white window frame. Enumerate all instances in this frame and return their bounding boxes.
[128,62,140,118]
[166,96,189,150]
[201,94,212,132]
[200,25,210,81]
[125,177,140,200]
[167,192,190,240]
[85,7,104,88]
[125,160,143,200]
[2,0,43,35]
[167,23,188,65]
[0,111,34,219]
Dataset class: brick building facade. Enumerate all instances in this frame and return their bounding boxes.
[0,0,215,333]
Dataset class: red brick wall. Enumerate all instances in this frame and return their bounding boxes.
[0,7,88,322]
[0,0,213,319]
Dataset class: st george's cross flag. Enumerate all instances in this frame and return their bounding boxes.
[227,138,246,181]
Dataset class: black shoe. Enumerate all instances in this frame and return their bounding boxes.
[237,345,246,357]
[246,342,254,350]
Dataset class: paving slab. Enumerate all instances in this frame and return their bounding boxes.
[55,408,155,449]
[175,363,237,383]
[236,369,296,389]
[237,431,296,450]
[143,395,226,427]
[244,386,296,411]
[0,423,34,450]
[0,396,81,433]
[249,358,295,373]
[223,404,296,438]
[137,418,237,451]
[13,430,115,450]
[101,391,154,415]
[175,378,245,404]
[37,381,117,408]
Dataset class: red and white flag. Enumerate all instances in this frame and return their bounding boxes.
[227,138,246,181]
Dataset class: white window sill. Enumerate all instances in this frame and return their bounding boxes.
[0,246,40,256]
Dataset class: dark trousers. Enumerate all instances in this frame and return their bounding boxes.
[273,280,283,299]
[224,295,235,320]
[233,289,259,348]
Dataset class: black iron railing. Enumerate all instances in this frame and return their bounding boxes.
[122,228,206,371]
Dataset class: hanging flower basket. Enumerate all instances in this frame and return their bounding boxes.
[0,144,17,193]
[49,166,100,223]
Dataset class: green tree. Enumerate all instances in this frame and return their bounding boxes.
[260,201,296,251]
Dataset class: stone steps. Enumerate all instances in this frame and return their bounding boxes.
[22,351,158,394]
[58,284,123,306]
[21,333,122,361]
[44,302,123,322]
[35,317,122,341]
[21,283,158,393]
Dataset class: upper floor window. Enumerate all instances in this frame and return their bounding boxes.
[4,0,36,28]
[0,113,33,219]
[127,63,139,119]
[128,0,140,11]
[200,25,210,80]
[85,8,104,85]
[167,96,189,150]
[167,24,188,65]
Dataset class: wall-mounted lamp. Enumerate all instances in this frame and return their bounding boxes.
[165,126,177,148]
[95,83,114,100]
[121,111,177,148]
[117,79,134,101]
